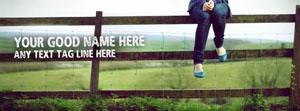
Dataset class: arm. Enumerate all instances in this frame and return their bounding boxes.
[188,0,207,12]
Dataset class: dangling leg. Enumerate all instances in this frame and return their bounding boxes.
[211,3,229,62]
[189,6,211,78]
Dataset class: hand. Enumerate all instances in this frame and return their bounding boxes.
[203,0,214,11]
[207,0,214,10]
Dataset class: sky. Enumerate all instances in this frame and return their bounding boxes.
[0,0,299,17]
[0,0,300,42]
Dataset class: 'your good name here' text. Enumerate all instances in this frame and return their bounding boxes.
[13,35,145,59]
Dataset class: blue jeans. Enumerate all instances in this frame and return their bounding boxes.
[189,3,229,64]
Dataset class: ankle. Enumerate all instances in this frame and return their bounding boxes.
[194,64,203,72]
[216,47,226,56]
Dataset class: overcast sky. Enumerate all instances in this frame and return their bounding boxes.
[0,0,300,17]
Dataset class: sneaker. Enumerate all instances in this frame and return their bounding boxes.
[194,71,205,78]
[218,53,227,62]
[194,65,205,78]
[217,47,227,62]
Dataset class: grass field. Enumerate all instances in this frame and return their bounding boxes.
[0,58,292,110]
[0,58,291,91]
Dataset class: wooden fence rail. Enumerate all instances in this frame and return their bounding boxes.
[0,14,295,26]
[0,5,299,107]
[0,49,293,62]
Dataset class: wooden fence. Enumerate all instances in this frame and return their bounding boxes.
[0,5,299,107]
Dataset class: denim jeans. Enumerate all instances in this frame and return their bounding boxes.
[189,3,229,64]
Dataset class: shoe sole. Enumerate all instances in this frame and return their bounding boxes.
[194,72,205,78]
[218,54,227,62]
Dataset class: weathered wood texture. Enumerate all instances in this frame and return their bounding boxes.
[0,17,95,26]
[90,12,102,93]
[290,5,300,106]
[0,14,295,26]
[0,88,290,99]
[103,14,295,24]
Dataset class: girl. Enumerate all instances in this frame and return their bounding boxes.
[188,0,231,78]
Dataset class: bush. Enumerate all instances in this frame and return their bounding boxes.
[123,97,176,111]
[0,97,83,111]
[82,96,177,111]
[242,59,283,88]
[175,101,210,111]
[1,96,293,111]
[242,94,267,111]
[82,96,105,111]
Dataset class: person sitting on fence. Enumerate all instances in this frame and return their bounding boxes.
[188,0,231,78]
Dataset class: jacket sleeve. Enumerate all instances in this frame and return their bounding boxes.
[188,0,206,12]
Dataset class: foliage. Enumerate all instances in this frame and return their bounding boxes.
[241,59,288,88]
[0,97,83,111]
[0,97,247,111]
[242,94,267,111]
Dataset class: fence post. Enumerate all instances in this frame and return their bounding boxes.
[290,5,300,107]
[90,11,102,93]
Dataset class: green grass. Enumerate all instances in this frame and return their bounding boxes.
[0,58,292,91]
[0,38,15,53]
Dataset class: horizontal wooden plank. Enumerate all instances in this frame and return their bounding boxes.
[227,14,295,23]
[0,14,295,26]
[0,48,293,62]
[113,48,293,61]
[0,17,96,26]
[102,14,295,25]
[0,88,290,99]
